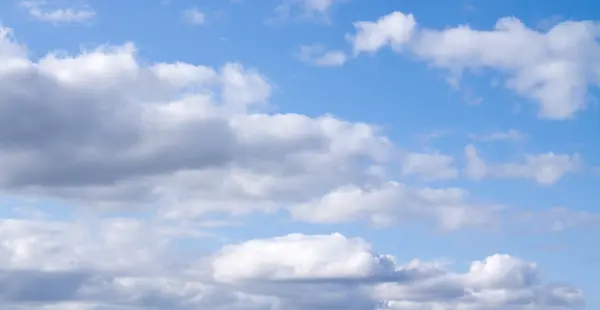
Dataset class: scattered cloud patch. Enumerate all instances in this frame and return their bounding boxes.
[297,44,347,66]
[289,182,503,231]
[417,129,454,146]
[183,8,206,25]
[400,151,459,181]
[464,144,580,184]
[19,0,96,24]
[348,11,417,54]
[345,11,600,119]
[273,0,347,22]
[520,207,600,232]
[375,253,583,310]
[469,129,528,142]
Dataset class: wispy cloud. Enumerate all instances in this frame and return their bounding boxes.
[183,7,205,25]
[270,0,347,24]
[519,207,600,232]
[468,129,527,142]
[20,1,96,24]
[297,44,347,67]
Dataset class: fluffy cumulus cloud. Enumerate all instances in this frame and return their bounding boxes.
[0,26,387,216]
[0,216,279,310]
[346,11,600,119]
[375,253,584,310]
[212,233,397,283]
[0,224,584,309]
[0,8,590,309]
[0,25,512,230]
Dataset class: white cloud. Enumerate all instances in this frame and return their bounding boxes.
[298,44,347,66]
[213,233,396,283]
[520,207,600,232]
[20,1,96,24]
[346,11,600,119]
[0,217,171,272]
[348,11,417,54]
[375,253,583,310]
[0,25,522,232]
[0,222,583,309]
[1,25,483,232]
[274,0,347,20]
[289,182,503,230]
[413,17,600,119]
[183,8,205,25]
[400,151,459,180]
[469,129,527,142]
[0,8,592,310]
[464,144,580,184]
[464,144,488,180]
[299,12,416,66]
[0,21,590,236]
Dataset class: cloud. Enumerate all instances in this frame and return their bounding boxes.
[0,22,593,235]
[183,8,205,25]
[0,25,498,232]
[413,18,600,120]
[273,0,347,22]
[0,217,177,272]
[0,6,592,310]
[302,11,416,67]
[464,145,580,185]
[375,253,584,310]
[289,182,503,230]
[348,11,417,54]
[346,11,600,119]
[0,269,91,303]
[0,25,536,233]
[213,233,397,283]
[400,151,459,181]
[297,44,347,66]
[469,129,528,142]
[520,207,600,232]
[0,222,583,309]
[19,1,96,24]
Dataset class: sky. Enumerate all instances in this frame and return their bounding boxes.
[0,0,599,309]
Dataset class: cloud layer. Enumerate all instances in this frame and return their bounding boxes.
[0,25,520,231]
[0,4,595,308]
[0,220,585,309]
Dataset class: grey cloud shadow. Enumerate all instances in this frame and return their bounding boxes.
[0,269,91,303]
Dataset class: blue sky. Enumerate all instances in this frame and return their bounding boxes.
[0,0,598,309]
